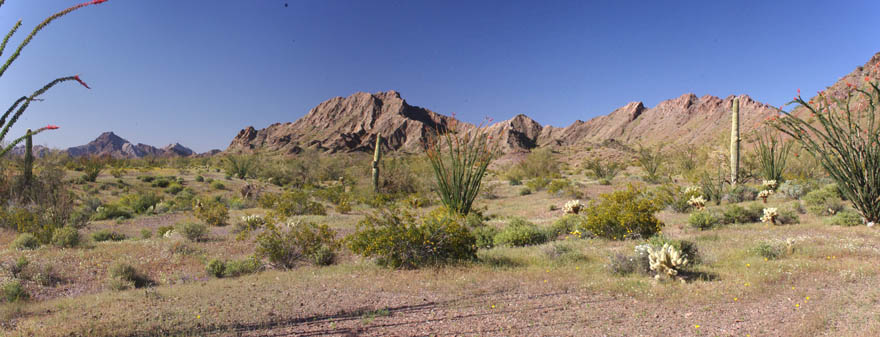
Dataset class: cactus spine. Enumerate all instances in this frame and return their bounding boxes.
[730,98,740,185]
[23,129,33,186]
[371,135,382,193]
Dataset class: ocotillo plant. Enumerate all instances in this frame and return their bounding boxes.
[754,131,792,183]
[730,98,740,185]
[425,120,498,215]
[0,0,109,158]
[772,69,880,223]
[372,135,382,193]
[22,128,32,185]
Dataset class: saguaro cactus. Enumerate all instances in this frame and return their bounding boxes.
[23,128,33,185]
[730,98,740,185]
[371,135,382,193]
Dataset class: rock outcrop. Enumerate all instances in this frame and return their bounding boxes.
[227,90,454,154]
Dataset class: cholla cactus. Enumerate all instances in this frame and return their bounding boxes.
[684,186,700,195]
[762,180,778,190]
[758,189,773,203]
[761,208,778,225]
[687,195,707,210]
[648,243,689,279]
[563,200,583,214]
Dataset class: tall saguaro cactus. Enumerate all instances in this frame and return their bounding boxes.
[730,98,740,185]
[371,135,382,193]
[22,128,33,185]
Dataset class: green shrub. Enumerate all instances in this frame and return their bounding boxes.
[169,188,196,211]
[2,280,28,302]
[11,233,40,250]
[688,210,719,230]
[493,218,548,247]
[140,229,152,239]
[92,230,127,242]
[224,257,263,277]
[720,204,762,224]
[177,222,208,242]
[157,225,174,238]
[548,214,585,239]
[472,226,499,249]
[211,181,226,190]
[166,183,184,195]
[347,207,476,269]
[195,175,205,182]
[826,209,863,227]
[751,240,793,260]
[51,226,80,248]
[607,253,649,276]
[584,158,622,182]
[258,190,326,217]
[151,178,171,188]
[206,259,226,278]
[504,148,560,181]
[91,204,133,221]
[255,221,338,269]
[108,262,152,289]
[654,184,701,213]
[726,185,758,203]
[525,176,551,192]
[193,198,229,226]
[778,180,811,200]
[776,207,801,225]
[518,187,532,196]
[581,184,663,240]
[118,192,161,214]
[225,155,258,179]
[804,185,844,216]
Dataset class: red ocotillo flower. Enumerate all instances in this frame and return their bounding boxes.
[74,75,91,89]
[45,124,59,130]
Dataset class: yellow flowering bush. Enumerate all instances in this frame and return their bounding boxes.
[581,184,664,240]
[346,207,476,269]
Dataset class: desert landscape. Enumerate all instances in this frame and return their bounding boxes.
[2,1,880,336]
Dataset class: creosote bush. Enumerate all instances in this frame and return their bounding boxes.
[255,221,338,269]
[91,229,126,242]
[688,210,719,230]
[826,209,863,227]
[177,222,208,242]
[803,185,844,216]
[11,233,40,250]
[2,280,28,303]
[108,262,153,290]
[193,198,229,226]
[51,226,80,248]
[583,158,622,183]
[493,218,548,247]
[347,207,476,269]
[581,184,663,240]
[258,190,326,217]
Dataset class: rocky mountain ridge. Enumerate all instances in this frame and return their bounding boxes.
[224,51,879,155]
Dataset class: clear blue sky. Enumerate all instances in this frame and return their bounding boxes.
[0,0,878,152]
